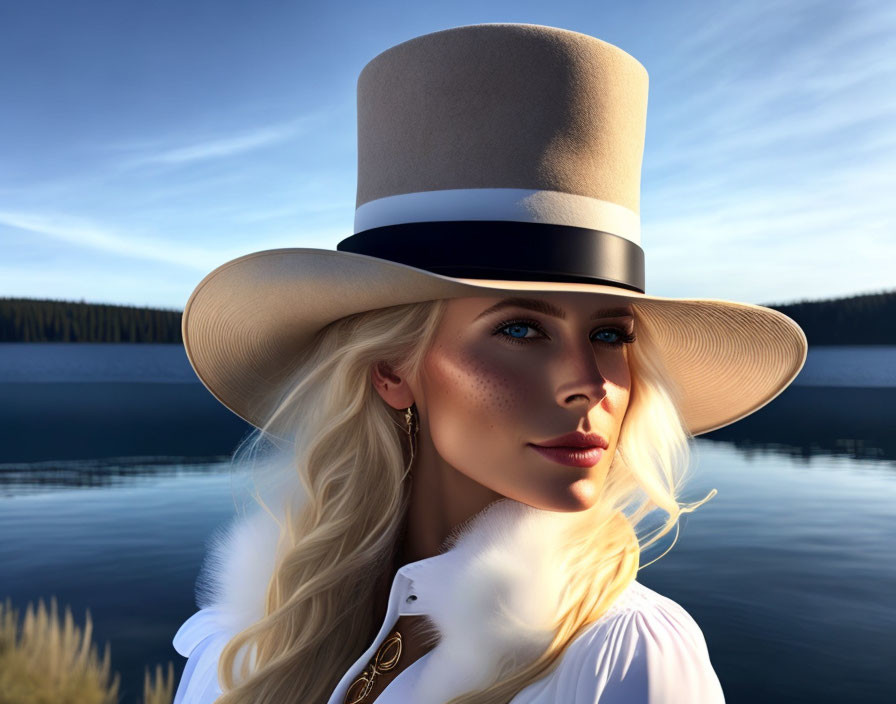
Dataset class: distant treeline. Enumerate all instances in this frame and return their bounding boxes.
[0,298,183,342]
[0,289,894,344]
[763,289,895,345]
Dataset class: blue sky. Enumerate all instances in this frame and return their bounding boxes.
[1,0,893,310]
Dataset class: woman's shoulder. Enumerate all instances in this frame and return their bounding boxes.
[171,607,230,704]
[587,578,717,648]
[522,580,726,703]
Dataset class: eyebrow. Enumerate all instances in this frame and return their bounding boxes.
[473,297,634,322]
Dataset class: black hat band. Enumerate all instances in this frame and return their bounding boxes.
[337,220,646,293]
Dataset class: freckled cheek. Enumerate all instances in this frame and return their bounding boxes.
[423,347,528,427]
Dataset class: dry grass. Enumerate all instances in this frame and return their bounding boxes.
[0,596,175,704]
[140,662,175,704]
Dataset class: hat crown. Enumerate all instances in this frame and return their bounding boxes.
[339,24,650,294]
[354,23,649,241]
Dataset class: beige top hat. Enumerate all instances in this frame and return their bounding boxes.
[182,22,807,435]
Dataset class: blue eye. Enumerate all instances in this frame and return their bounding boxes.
[494,319,545,344]
[591,328,637,346]
[493,318,636,347]
[593,329,621,344]
[504,323,535,339]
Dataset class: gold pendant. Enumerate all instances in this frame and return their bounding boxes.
[343,630,403,703]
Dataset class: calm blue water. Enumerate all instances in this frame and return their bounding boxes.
[0,343,198,383]
[1,344,894,703]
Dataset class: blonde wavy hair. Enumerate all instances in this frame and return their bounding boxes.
[212,296,715,703]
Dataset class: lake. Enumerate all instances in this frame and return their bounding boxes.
[1,343,894,703]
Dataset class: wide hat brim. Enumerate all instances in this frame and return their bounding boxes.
[182,247,807,436]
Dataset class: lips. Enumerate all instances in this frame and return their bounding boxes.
[528,444,605,468]
[527,431,609,468]
[532,432,609,449]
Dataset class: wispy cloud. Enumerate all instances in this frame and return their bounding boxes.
[114,112,328,169]
[0,208,350,269]
[0,210,221,269]
[135,124,296,165]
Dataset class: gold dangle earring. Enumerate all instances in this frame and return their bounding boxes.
[403,404,418,459]
[398,404,418,486]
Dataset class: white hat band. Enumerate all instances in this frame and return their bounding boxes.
[354,188,642,245]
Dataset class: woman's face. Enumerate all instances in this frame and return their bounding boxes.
[413,292,634,512]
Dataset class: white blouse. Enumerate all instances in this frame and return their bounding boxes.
[173,545,726,703]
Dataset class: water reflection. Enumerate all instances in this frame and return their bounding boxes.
[0,456,232,496]
[1,381,252,463]
[703,386,895,463]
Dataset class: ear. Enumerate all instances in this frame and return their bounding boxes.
[371,361,416,410]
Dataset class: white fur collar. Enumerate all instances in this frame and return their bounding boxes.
[195,496,600,700]
[405,498,576,701]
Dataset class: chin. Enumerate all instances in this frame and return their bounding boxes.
[564,491,601,512]
[523,485,601,513]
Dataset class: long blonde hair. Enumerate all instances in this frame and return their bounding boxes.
[213,297,714,703]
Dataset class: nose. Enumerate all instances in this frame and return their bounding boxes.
[554,340,610,409]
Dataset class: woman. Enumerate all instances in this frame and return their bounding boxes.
[172,23,806,704]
